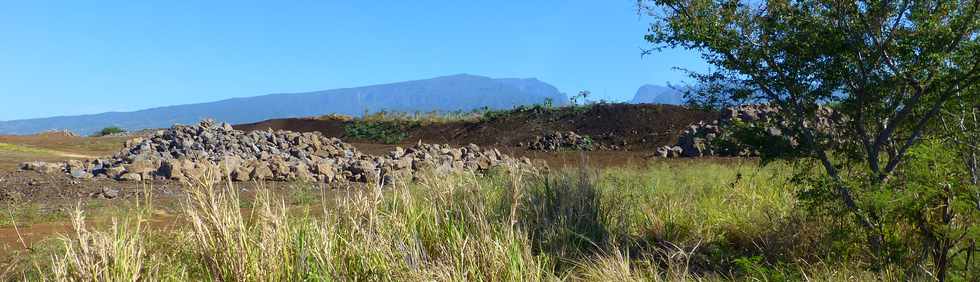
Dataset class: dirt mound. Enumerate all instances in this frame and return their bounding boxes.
[235,104,718,151]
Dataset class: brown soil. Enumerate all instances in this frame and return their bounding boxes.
[235,103,718,151]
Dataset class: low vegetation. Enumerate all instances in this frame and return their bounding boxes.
[92,127,126,137]
[642,0,979,279]
[343,120,414,144]
[0,143,57,156]
[341,102,617,144]
[3,159,942,280]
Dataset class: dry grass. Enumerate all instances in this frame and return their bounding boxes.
[50,210,150,281]
[0,136,125,170]
[2,161,889,281]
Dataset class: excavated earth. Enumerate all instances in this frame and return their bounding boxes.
[235,103,719,151]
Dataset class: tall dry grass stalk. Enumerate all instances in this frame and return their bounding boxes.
[50,208,151,281]
[183,164,319,281]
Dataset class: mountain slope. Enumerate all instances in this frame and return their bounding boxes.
[0,74,567,135]
[631,84,684,105]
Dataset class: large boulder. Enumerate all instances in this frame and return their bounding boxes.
[158,160,183,180]
[20,162,64,174]
[118,172,142,182]
[250,163,274,181]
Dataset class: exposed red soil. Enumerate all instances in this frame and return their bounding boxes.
[235,104,718,151]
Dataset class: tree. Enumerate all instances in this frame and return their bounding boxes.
[570,90,592,106]
[641,0,980,278]
[93,126,126,137]
[940,85,979,186]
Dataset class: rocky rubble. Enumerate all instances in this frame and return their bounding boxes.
[20,120,535,185]
[657,104,839,158]
[40,129,79,137]
[522,131,620,152]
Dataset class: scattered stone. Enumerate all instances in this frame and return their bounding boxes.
[250,163,274,181]
[231,165,254,182]
[106,166,127,179]
[69,167,93,179]
[0,189,23,202]
[665,104,841,158]
[118,173,143,182]
[20,161,64,174]
[158,160,182,179]
[101,187,120,199]
[523,131,620,151]
[656,146,684,158]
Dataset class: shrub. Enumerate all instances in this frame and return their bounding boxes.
[343,121,411,144]
[93,126,126,137]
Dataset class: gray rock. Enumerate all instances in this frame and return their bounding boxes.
[251,163,274,180]
[101,187,120,199]
[158,160,183,180]
[69,168,93,179]
[118,173,142,181]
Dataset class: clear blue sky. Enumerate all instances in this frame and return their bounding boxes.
[0,1,707,121]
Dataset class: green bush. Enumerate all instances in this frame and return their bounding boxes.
[93,126,126,137]
[343,121,411,144]
[793,139,980,280]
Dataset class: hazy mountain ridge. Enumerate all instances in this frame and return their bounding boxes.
[0,74,567,135]
[631,84,684,105]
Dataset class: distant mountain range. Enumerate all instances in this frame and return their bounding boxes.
[630,84,684,105]
[0,74,567,135]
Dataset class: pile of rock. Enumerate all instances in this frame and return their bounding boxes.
[39,129,79,137]
[657,104,840,158]
[376,143,534,184]
[99,128,159,138]
[522,131,620,151]
[20,120,535,185]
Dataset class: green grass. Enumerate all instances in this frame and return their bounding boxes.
[0,143,58,156]
[343,120,414,144]
[359,109,486,124]
[0,204,68,228]
[340,103,636,145]
[1,161,891,281]
[347,102,616,127]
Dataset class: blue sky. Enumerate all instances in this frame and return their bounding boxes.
[0,1,707,121]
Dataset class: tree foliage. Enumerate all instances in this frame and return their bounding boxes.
[94,126,126,137]
[641,0,980,278]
